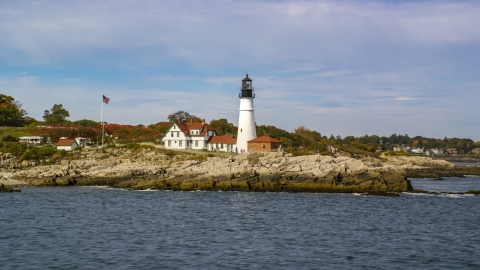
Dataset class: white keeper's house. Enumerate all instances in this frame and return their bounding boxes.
[161,119,217,150]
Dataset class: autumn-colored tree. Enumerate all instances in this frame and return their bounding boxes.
[0,94,27,126]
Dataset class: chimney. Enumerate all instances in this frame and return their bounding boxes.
[177,117,182,123]
[202,119,205,124]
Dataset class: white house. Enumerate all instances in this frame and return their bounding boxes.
[410,147,424,154]
[56,139,79,151]
[161,119,216,150]
[19,136,44,145]
[432,148,444,155]
[75,137,87,147]
[207,136,237,152]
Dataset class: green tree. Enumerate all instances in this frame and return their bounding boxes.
[43,104,70,124]
[209,118,237,135]
[1,135,18,142]
[0,94,27,126]
[167,111,194,123]
[73,119,98,127]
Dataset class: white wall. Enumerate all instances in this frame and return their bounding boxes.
[237,97,256,152]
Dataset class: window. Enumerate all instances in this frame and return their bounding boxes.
[186,141,189,146]
[177,132,179,137]
[262,144,265,149]
[168,140,171,146]
[173,125,176,129]
[221,143,224,149]
[195,141,198,147]
[253,143,256,149]
[196,131,199,134]
[179,140,182,147]
[171,132,173,137]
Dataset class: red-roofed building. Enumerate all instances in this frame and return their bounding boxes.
[56,139,79,151]
[161,119,217,150]
[207,136,237,152]
[446,148,458,155]
[247,136,282,152]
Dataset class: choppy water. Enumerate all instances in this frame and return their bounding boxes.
[1,177,480,269]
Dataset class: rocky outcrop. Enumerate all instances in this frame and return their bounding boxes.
[2,148,413,193]
[381,156,480,178]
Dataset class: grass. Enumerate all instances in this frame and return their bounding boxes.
[0,127,38,139]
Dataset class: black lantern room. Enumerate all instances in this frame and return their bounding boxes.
[240,74,255,98]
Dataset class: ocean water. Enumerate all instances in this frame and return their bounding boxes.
[1,178,480,270]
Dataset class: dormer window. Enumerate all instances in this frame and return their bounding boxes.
[173,125,176,129]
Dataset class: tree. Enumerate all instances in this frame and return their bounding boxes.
[1,135,18,142]
[167,111,194,123]
[73,119,98,127]
[0,94,27,126]
[43,104,70,124]
[209,118,237,135]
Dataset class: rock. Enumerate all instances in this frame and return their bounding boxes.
[0,184,21,192]
[17,148,476,193]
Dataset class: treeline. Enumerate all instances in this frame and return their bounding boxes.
[212,119,478,155]
[1,94,479,155]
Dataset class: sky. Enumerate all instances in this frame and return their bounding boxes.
[1,0,479,140]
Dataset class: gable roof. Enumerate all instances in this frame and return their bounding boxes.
[56,139,77,146]
[208,136,237,144]
[247,136,282,143]
[164,119,215,137]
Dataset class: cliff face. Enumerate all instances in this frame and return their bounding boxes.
[3,148,413,192]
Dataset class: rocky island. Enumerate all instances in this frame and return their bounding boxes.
[2,146,479,193]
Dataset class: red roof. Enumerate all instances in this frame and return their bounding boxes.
[208,136,237,144]
[56,139,77,147]
[247,136,282,143]
[171,120,215,137]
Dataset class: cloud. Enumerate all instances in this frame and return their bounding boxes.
[0,0,479,140]
[394,97,417,101]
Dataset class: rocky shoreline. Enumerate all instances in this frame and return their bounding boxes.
[1,148,480,193]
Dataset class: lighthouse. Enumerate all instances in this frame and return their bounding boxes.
[236,74,257,152]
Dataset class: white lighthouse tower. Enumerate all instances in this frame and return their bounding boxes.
[236,74,257,152]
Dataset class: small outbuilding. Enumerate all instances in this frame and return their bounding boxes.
[247,136,282,153]
[19,136,44,145]
[56,139,79,151]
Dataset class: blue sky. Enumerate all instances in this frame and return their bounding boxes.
[1,0,479,140]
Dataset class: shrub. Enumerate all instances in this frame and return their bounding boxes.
[21,146,57,160]
[194,155,207,163]
[1,135,18,142]
[120,143,153,151]
[0,142,25,157]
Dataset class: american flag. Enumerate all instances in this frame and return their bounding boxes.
[103,95,110,104]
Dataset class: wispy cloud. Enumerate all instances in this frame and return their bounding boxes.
[394,97,417,101]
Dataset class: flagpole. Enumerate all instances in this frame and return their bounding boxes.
[101,93,104,148]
